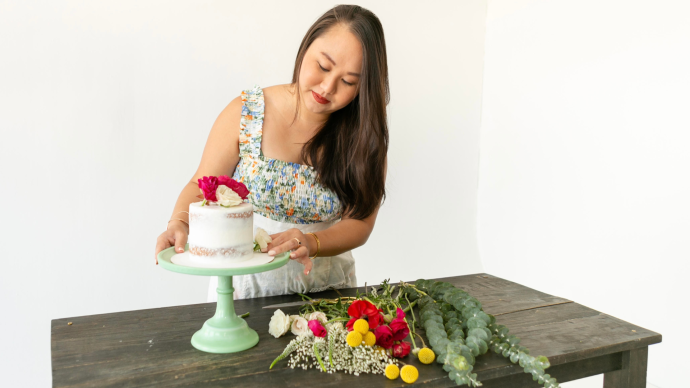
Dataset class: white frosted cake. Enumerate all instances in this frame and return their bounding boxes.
[187,201,255,265]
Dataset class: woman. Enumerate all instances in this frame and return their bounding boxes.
[154,5,388,300]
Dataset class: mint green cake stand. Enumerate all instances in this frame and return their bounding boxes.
[157,245,290,353]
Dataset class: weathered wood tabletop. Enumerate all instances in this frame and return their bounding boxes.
[51,274,661,387]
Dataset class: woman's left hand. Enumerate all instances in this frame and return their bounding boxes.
[265,228,313,275]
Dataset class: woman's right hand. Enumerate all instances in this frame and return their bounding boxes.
[154,220,189,264]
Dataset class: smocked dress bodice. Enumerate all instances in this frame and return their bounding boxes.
[232,85,343,224]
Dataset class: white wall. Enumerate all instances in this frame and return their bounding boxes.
[479,1,690,387]
[0,1,487,386]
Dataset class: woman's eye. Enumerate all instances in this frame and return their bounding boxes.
[318,63,329,72]
[342,79,354,86]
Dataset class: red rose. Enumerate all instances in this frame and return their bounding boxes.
[308,320,327,338]
[392,341,411,358]
[374,325,394,349]
[198,176,218,202]
[218,175,250,199]
[346,300,383,330]
[389,319,410,341]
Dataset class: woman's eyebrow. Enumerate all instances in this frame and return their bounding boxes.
[321,52,361,77]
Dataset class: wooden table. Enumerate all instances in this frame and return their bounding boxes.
[51,274,661,387]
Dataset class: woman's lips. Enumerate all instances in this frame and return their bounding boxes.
[312,91,330,104]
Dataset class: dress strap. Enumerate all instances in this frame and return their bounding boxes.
[238,85,265,158]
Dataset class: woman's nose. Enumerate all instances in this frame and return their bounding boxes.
[320,77,337,96]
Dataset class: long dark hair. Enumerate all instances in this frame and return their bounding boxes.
[292,4,389,220]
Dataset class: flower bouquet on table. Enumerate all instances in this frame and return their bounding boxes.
[267,280,430,384]
[268,279,562,388]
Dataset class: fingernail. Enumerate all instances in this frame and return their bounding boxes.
[306,270,310,275]
[290,253,295,258]
[268,250,275,255]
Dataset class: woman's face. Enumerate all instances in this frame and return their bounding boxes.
[298,24,363,117]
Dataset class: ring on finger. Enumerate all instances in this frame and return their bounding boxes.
[292,237,302,246]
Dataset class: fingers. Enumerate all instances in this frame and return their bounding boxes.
[154,228,188,265]
[289,246,313,275]
[289,246,309,260]
[264,229,312,275]
[267,235,302,256]
[174,229,188,254]
[155,235,171,265]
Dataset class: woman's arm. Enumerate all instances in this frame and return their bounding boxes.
[154,96,243,263]
[265,159,387,274]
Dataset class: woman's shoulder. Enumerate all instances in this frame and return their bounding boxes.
[261,84,296,116]
[261,84,293,104]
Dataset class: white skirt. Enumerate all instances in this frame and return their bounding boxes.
[207,212,357,301]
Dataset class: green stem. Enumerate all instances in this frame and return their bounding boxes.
[314,342,327,372]
[298,293,312,300]
[402,299,418,314]
[240,312,250,318]
[413,332,427,348]
[326,317,350,324]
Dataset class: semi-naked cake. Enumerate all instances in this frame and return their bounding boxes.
[188,201,254,265]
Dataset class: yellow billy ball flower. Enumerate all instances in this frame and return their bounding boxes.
[346,330,363,347]
[385,364,400,380]
[418,348,436,364]
[401,365,419,384]
[363,331,377,347]
[353,319,369,335]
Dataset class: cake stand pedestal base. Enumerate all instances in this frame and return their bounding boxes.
[157,245,290,354]
[190,276,259,353]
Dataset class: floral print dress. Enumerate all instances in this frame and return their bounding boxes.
[207,85,357,300]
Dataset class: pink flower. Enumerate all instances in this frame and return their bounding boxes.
[392,341,411,358]
[198,176,218,202]
[390,308,409,341]
[218,175,250,199]
[308,320,327,338]
[390,319,409,341]
[373,325,394,349]
[394,308,406,320]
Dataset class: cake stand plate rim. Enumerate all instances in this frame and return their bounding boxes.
[157,244,290,276]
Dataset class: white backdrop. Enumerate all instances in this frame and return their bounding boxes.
[479,1,689,387]
[0,1,487,386]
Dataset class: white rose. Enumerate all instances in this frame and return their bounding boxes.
[216,185,243,207]
[307,311,328,324]
[254,227,272,250]
[268,309,291,338]
[290,315,309,336]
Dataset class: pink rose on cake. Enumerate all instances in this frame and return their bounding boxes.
[218,175,250,199]
[198,176,219,202]
[197,175,249,207]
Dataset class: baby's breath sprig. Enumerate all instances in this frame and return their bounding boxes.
[274,322,399,376]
